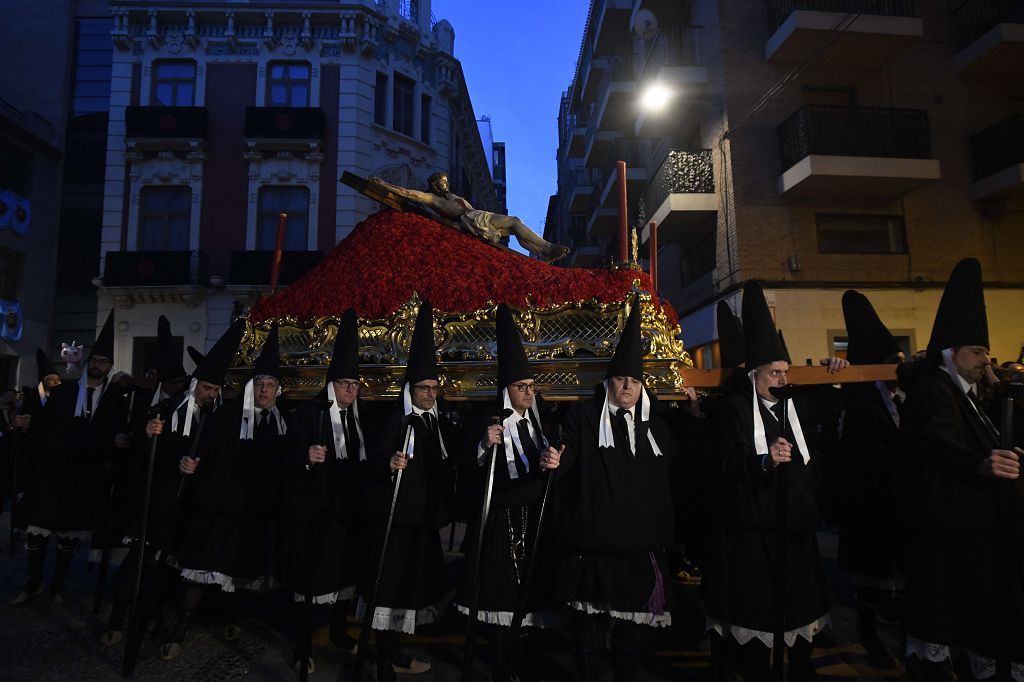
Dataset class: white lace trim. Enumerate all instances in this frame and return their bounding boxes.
[906,637,1024,681]
[180,569,267,593]
[453,603,566,628]
[705,614,830,648]
[25,526,91,540]
[567,601,672,628]
[355,598,440,634]
[294,586,356,605]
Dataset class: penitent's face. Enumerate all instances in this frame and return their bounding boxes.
[607,376,642,410]
[753,361,789,401]
[411,380,439,411]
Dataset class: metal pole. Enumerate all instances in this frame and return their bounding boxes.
[299,400,333,682]
[270,212,288,292]
[648,221,658,290]
[772,397,790,682]
[996,397,1015,682]
[122,430,160,677]
[617,160,628,263]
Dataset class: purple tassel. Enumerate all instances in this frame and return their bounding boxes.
[647,552,665,615]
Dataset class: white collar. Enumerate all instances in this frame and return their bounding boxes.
[748,371,810,464]
[597,380,663,457]
[329,383,366,461]
[240,377,287,439]
[401,383,447,459]
[498,387,548,479]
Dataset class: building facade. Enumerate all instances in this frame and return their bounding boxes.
[78,0,495,374]
[552,0,1024,367]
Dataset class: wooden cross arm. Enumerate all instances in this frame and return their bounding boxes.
[679,364,898,389]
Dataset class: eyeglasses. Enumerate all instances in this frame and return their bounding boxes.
[89,357,113,366]
[334,380,359,390]
[413,384,440,394]
[509,383,535,394]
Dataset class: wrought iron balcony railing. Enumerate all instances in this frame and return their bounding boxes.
[642,149,715,219]
[243,106,325,139]
[778,105,931,171]
[951,0,1024,49]
[564,166,602,195]
[229,250,324,286]
[637,26,703,85]
[599,139,647,189]
[767,0,917,32]
[969,114,1024,181]
[104,250,208,287]
[126,106,208,139]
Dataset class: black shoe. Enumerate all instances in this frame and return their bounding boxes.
[330,628,359,654]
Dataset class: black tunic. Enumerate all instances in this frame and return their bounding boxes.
[897,368,1022,660]
[551,394,678,625]
[21,380,127,535]
[361,406,457,632]
[454,410,560,626]
[275,398,373,602]
[702,386,834,645]
[835,382,901,582]
[177,401,289,589]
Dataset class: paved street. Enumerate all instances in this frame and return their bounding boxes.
[0,515,903,681]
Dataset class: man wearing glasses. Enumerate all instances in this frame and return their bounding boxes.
[12,310,128,606]
[364,301,457,680]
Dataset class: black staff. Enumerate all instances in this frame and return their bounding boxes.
[349,418,414,682]
[769,385,797,682]
[8,423,22,558]
[996,394,1016,682]
[298,399,332,682]
[461,413,507,682]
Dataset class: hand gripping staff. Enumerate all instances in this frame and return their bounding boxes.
[348,417,414,682]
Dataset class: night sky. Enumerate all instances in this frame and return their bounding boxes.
[431,0,590,248]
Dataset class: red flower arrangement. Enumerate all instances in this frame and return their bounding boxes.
[250,211,678,326]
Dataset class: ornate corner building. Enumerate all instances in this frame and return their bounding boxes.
[61,0,498,375]
[549,0,1024,367]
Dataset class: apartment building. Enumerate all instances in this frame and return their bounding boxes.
[81,0,495,374]
[551,0,1024,366]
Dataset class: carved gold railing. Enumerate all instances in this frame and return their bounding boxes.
[230,290,691,400]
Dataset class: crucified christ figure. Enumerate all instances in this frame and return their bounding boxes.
[370,172,570,264]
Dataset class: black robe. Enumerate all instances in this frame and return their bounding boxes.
[551,393,678,622]
[275,397,373,601]
[21,380,127,535]
[702,386,835,644]
[177,400,290,587]
[455,409,559,625]
[835,382,901,581]
[362,406,458,632]
[897,368,1023,660]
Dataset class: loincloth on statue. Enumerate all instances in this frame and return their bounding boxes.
[458,210,504,244]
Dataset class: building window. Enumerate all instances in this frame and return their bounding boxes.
[257,186,310,250]
[140,187,191,251]
[152,61,196,106]
[374,72,388,126]
[393,74,415,137]
[420,94,432,143]
[267,62,311,107]
[817,214,907,254]
[0,248,21,299]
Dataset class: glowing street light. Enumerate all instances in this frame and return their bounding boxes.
[639,82,674,113]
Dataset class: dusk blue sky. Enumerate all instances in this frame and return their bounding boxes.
[431,0,591,249]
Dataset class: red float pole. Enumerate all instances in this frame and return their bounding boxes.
[649,221,658,291]
[616,160,628,263]
[270,212,287,292]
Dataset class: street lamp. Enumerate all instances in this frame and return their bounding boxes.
[639,82,673,113]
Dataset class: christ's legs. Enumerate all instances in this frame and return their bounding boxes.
[489,214,569,263]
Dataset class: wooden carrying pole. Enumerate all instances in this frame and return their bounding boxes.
[678,364,898,389]
[270,212,287,292]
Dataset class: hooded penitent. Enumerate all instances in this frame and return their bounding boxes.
[494,304,547,478]
[741,282,809,464]
[151,315,188,406]
[598,299,663,456]
[241,321,286,439]
[326,308,365,461]
[717,301,745,370]
[90,309,115,361]
[401,300,447,459]
[75,309,116,418]
[174,318,246,436]
[36,347,59,404]
[842,290,901,366]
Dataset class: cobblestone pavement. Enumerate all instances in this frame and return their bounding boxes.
[0,515,903,681]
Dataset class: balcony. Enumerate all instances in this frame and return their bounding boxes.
[969,115,1024,201]
[591,0,634,55]
[560,105,592,160]
[593,55,637,134]
[639,149,717,244]
[596,139,647,209]
[568,245,605,268]
[765,0,922,66]
[103,250,208,287]
[243,106,325,154]
[952,0,1024,72]
[586,182,639,242]
[777,105,940,198]
[229,250,324,286]
[125,106,207,154]
[582,98,617,167]
[635,26,707,137]
[563,166,602,213]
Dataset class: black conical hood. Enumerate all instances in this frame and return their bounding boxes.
[777,330,792,364]
[496,304,532,388]
[90,309,115,360]
[843,290,901,365]
[36,348,58,381]
[327,309,360,381]
[187,346,205,368]
[606,299,643,380]
[253,322,281,379]
[405,301,438,384]
[716,301,745,369]
[742,282,787,368]
[157,315,187,381]
[193,319,246,385]
[927,258,989,357]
